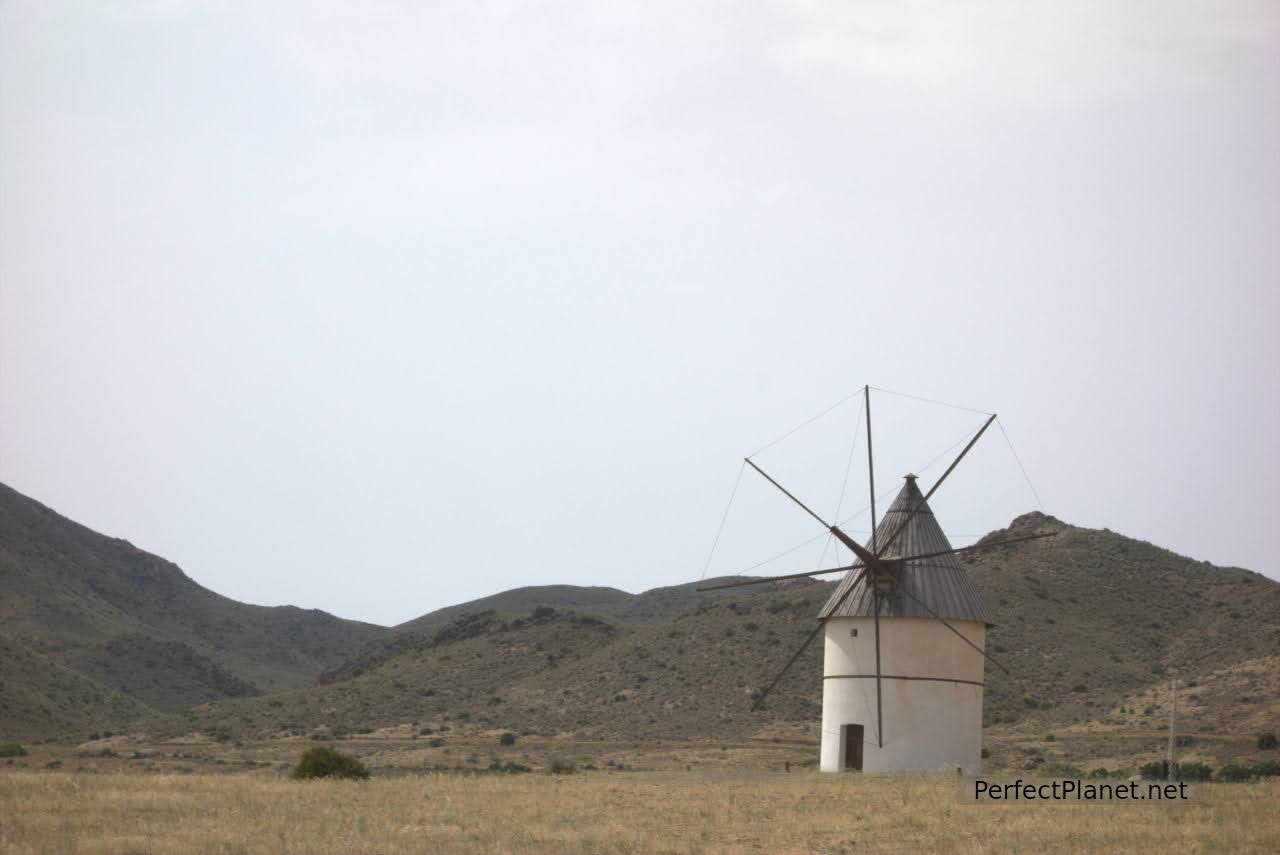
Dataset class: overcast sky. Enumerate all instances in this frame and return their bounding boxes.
[2,1,1277,626]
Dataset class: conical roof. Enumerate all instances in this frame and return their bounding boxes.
[817,475,991,623]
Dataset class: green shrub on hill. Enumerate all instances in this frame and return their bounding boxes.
[1139,760,1211,782]
[290,746,370,780]
[0,742,27,757]
[548,756,577,775]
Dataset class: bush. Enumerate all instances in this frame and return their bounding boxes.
[1177,762,1213,782]
[1216,761,1280,782]
[1139,761,1167,780]
[290,746,370,780]
[1216,764,1255,783]
[499,732,516,746]
[1041,764,1083,778]
[1257,732,1278,750]
[548,756,577,775]
[0,742,27,758]
[1254,760,1280,777]
[1141,760,1214,781]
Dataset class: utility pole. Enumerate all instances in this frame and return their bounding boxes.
[1166,676,1176,782]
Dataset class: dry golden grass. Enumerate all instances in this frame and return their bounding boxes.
[1,771,1277,855]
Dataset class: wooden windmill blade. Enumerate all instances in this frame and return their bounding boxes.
[749,567,868,711]
[737,454,891,717]
[695,531,1056,593]
[865,385,884,748]
[743,458,882,568]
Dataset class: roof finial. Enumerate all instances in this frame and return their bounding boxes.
[904,473,918,481]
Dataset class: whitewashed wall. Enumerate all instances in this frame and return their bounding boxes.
[819,615,986,773]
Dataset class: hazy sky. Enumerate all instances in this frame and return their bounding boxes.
[2,1,1277,626]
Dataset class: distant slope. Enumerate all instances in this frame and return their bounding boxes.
[0,632,149,741]
[394,585,633,634]
[330,578,754,683]
[178,513,1280,760]
[0,482,388,718]
[393,578,757,635]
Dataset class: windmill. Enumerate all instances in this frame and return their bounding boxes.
[700,386,1053,773]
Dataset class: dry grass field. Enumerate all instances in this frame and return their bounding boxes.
[1,770,1276,855]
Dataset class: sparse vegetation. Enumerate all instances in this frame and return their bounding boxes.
[1258,732,1277,750]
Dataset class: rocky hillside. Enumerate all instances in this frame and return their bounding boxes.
[968,512,1279,730]
[168,513,1279,762]
[0,632,149,739]
[0,482,388,721]
[2,478,1276,764]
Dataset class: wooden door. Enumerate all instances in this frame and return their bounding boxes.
[844,724,863,771]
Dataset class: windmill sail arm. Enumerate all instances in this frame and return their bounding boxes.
[699,532,1055,593]
[828,525,880,566]
[743,458,831,529]
[695,562,863,592]
[890,531,1058,564]
[743,457,882,568]
[750,622,823,711]
[874,413,997,557]
[749,567,867,711]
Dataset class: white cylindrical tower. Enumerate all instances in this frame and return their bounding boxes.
[817,475,991,773]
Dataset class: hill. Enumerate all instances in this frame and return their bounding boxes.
[169,513,1279,772]
[394,585,633,634]
[2,477,1277,773]
[0,482,388,717]
[327,578,753,684]
[966,512,1280,730]
[0,632,149,740]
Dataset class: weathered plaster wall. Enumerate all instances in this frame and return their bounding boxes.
[819,616,986,773]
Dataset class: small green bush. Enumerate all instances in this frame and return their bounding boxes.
[1257,732,1278,750]
[1139,761,1167,780]
[290,746,370,780]
[1216,764,1255,783]
[1140,760,1214,781]
[0,742,27,758]
[499,732,516,746]
[548,756,577,775]
[1177,762,1213,782]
